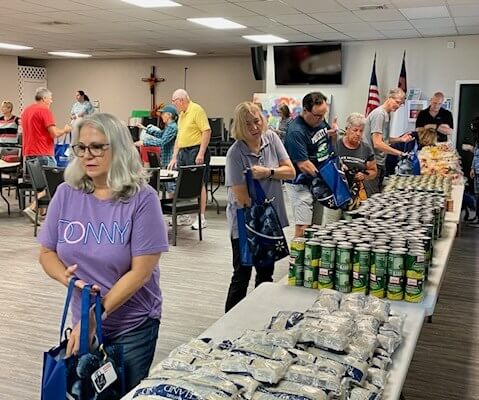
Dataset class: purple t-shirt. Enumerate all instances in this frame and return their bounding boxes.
[38,183,169,338]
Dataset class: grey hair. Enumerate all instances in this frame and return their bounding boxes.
[388,88,405,100]
[64,113,150,201]
[172,88,189,100]
[432,91,445,99]
[346,112,366,128]
[35,87,52,101]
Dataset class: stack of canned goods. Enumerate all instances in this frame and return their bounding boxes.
[288,191,446,303]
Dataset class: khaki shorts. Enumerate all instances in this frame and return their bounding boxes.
[286,183,313,226]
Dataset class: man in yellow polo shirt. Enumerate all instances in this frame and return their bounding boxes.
[168,89,211,230]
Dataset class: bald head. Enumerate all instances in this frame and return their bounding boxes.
[172,89,190,112]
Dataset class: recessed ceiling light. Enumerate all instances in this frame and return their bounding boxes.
[187,17,246,29]
[48,51,92,58]
[120,0,181,7]
[157,49,197,56]
[242,35,288,44]
[0,42,33,50]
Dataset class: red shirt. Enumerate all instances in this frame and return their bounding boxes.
[21,103,56,156]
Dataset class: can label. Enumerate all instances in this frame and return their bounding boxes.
[387,275,404,300]
[405,277,424,303]
[406,252,426,275]
[387,252,405,272]
[290,238,306,266]
[303,266,318,289]
[369,273,385,298]
[353,248,370,275]
[335,271,351,293]
[320,245,336,268]
[288,263,296,286]
[352,271,368,293]
[304,242,320,267]
[336,246,353,272]
[371,250,388,276]
[295,264,304,287]
[318,267,334,289]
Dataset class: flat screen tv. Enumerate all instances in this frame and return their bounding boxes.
[274,44,342,85]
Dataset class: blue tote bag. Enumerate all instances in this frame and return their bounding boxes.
[237,169,289,268]
[54,135,71,167]
[318,156,352,209]
[42,280,125,400]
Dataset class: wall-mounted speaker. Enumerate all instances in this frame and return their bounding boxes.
[250,46,266,81]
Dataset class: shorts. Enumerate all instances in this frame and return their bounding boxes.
[285,183,313,226]
[177,145,210,185]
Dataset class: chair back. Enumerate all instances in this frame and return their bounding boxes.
[174,165,205,201]
[147,151,161,168]
[42,167,65,198]
[26,159,47,192]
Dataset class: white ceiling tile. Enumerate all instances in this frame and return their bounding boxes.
[455,16,479,26]
[239,1,298,16]
[329,21,375,31]
[255,25,303,35]
[103,8,173,20]
[381,29,421,38]
[281,0,346,13]
[417,26,458,36]
[335,0,394,11]
[280,33,318,42]
[353,9,406,22]
[312,32,351,40]
[410,17,455,28]
[346,31,387,40]
[3,1,58,13]
[188,3,256,17]
[68,0,133,9]
[290,24,337,34]
[24,0,94,11]
[399,6,449,19]
[73,9,139,22]
[457,25,479,34]
[267,14,318,25]
[309,11,362,23]
[391,0,446,6]
[448,4,479,17]
[444,0,479,4]
[154,5,212,18]
[373,20,414,30]
[153,19,200,29]
[231,15,277,27]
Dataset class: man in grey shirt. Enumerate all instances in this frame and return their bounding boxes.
[364,88,413,192]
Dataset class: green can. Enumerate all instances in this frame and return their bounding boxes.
[304,266,318,289]
[352,270,368,293]
[304,228,317,239]
[369,271,386,298]
[405,250,426,278]
[290,238,307,266]
[320,243,336,268]
[336,242,353,272]
[371,248,388,275]
[387,275,404,300]
[335,270,351,293]
[304,241,321,267]
[295,264,304,287]
[387,249,406,276]
[318,267,334,289]
[288,263,296,286]
[353,246,370,274]
[405,276,424,303]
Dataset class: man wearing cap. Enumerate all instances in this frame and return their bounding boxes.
[168,89,211,230]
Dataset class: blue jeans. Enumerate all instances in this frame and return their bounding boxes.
[25,155,57,167]
[107,318,160,394]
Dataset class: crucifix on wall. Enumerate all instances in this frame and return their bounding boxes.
[141,66,165,112]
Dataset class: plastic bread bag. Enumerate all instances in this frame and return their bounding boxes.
[331,310,355,320]
[219,354,290,384]
[312,290,342,313]
[160,353,200,372]
[147,366,187,381]
[132,379,232,400]
[367,367,389,389]
[227,374,260,400]
[284,364,342,393]
[238,329,300,349]
[254,381,328,400]
[363,297,390,323]
[371,355,392,370]
[169,340,215,359]
[374,347,391,358]
[304,307,331,319]
[287,348,318,365]
[299,326,351,352]
[381,313,406,335]
[346,333,378,362]
[320,315,355,334]
[231,341,295,361]
[355,315,380,335]
[377,331,402,354]
[184,366,240,396]
[267,311,304,330]
[349,386,382,400]
[339,293,366,315]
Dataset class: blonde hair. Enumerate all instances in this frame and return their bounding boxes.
[1,101,13,111]
[64,113,149,201]
[417,127,437,147]
[231,102,266,141]
[388,88,406,100]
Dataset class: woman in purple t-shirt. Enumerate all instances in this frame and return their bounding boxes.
[38,113,169,393]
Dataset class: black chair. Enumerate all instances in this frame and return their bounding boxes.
[161,165,205,246]
[25,159,50,236]
[147,151,161,168]
[42,166,65,198]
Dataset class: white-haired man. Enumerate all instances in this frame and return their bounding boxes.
[168,89,211,230]
[415,91,454,143]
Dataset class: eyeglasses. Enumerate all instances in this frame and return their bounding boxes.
[72,142,110,157]
[308,110,325,119]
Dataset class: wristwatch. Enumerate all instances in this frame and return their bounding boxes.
[269,169,275,179]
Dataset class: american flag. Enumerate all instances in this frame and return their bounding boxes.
[365,53,380,116]
[398,50,407,92]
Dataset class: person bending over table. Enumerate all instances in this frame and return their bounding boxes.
[38,113,169,394]
[224,101,295,312]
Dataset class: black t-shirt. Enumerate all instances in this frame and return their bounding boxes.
[336,138,375,173]
[415,106,453,142]
[284,115,331,178]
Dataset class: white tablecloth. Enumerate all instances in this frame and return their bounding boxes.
[445,184,464,224]
[210,156,226,168]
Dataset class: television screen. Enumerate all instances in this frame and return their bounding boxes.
[274,44,342,85]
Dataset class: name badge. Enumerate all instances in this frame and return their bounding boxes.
[91,361,118,393]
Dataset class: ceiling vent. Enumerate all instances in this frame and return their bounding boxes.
[359,4,388,11]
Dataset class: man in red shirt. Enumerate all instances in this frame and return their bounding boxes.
[21,87,71,223]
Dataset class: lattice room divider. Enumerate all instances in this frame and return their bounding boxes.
[18,66,47,113]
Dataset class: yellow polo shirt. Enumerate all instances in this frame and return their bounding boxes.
[177,101,210,148]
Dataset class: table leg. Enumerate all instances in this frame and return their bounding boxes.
[209,167,221,214]
[0,175,11,215]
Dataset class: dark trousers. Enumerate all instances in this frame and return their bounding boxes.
[225,238,274,313]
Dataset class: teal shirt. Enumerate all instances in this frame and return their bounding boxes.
[143,122,178,167]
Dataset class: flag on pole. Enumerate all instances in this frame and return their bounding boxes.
[365,53,380,116]
[398,50,407,93]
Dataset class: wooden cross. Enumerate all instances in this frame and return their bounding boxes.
[141,66,165,112]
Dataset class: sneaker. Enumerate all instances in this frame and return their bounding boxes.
[23,207,40,225]
[176,215,192,226]
[192,217,207,230]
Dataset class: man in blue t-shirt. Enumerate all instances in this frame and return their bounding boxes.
[284,92,338,237]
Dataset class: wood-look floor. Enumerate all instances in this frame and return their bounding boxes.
[0,187,477,399]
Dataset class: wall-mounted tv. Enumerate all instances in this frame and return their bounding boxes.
[274,43,342,85]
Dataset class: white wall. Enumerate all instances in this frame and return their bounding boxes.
[0,55,20,116]
[266,35,479,130]
[43,56,263,126]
